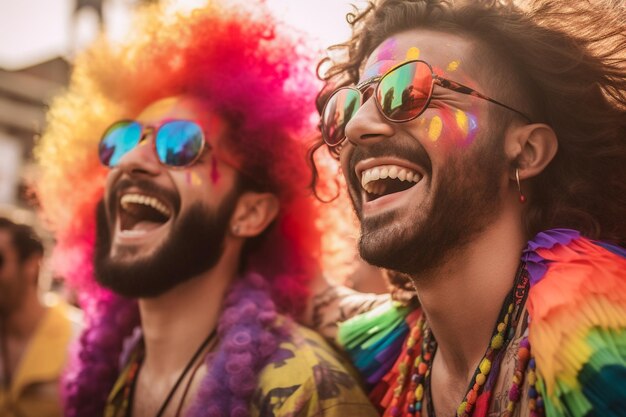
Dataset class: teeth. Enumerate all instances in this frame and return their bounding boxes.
[361,164,421,189]
[120,193,171,218]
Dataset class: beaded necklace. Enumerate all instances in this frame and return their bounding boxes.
[389,263,541,417]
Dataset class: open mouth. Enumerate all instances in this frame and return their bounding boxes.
[360,164,423,202]
[118,193,173,234]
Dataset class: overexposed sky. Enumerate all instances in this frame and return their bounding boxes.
[0,0,357,70]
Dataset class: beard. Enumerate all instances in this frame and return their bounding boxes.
[94,189,239,298]
[351,140,506,276]
[0,277,27,316]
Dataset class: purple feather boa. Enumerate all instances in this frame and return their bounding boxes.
[63,273,288,417]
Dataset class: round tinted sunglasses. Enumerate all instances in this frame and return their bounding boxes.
[98,119,207,168]
[321,59,532,147]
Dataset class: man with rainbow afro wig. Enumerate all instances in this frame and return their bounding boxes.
[34,1,379,416]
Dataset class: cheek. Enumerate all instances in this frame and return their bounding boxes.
[423,108,480,150]
[185,171,205,187]
[185,156,223,188]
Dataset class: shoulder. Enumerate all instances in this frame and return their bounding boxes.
[251,319,379,417]
[524,229,626,417]
[524,229,626,324]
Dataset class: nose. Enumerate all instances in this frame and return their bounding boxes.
[115,133,161,177]
[344,95,395,147]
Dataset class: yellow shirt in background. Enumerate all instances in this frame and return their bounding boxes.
[0,301,81,417]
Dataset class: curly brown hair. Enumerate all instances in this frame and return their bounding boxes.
[310,0,626,246]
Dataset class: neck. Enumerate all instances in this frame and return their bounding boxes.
[411,207,527,381]
[138,244,240,376]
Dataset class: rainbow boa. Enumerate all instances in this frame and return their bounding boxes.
[338,229,626,416]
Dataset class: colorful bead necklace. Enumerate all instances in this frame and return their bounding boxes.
[389,263,542,417]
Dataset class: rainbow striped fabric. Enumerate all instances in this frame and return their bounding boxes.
[337,229,626,416]
[525,229,626,416]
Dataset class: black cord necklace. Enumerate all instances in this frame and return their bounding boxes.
[128,327,217,417]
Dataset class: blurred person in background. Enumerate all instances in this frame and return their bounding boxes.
[0,217,81,417]
[34,1,378,416]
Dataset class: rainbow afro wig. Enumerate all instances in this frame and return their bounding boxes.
[36,0,326,311]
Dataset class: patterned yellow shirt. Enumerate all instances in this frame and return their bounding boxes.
[106,321,378,417]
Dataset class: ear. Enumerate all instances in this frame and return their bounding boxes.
[504,123,558,180]
[229,192,280,238]
[20,255,41,286]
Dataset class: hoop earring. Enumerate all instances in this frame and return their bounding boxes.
[516,168,526,204]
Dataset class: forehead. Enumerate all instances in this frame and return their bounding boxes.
[362,29,478,80]
[136,96,227,143]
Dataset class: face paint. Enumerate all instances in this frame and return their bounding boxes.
[428,116,443,141]
[465,113,479,144]
[446,60,461,72]
[455,109,469,137]
[210,156,220,184]
[405,47,420,60]
[376,37,397,61]
[191,171,203,186]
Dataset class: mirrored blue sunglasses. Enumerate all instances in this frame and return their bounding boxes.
[98,119,207,168]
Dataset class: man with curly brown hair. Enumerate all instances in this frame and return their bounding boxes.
[308,1,626,416]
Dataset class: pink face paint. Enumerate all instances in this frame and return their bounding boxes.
[376,38,397,61]
[210,156,220,184]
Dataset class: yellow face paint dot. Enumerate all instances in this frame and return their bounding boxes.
[406,47,420,60]
[191,172,203,186]
[428,116,443,141]
[447,60,461,72]
[455,109,469,137]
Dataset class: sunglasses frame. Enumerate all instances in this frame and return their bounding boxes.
[322,59,532,147]
[99,119,209,169]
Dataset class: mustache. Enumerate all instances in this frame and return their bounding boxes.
[107,177,181,217]
[347,139,432,182]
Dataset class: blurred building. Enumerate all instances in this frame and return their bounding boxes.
[0,58,70,214]
[0,0,149,219]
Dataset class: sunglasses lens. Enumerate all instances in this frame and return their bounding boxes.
[99,121,142,167]
[322,88,361,146]
[377,61,433,121]
[155,121,204,167]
